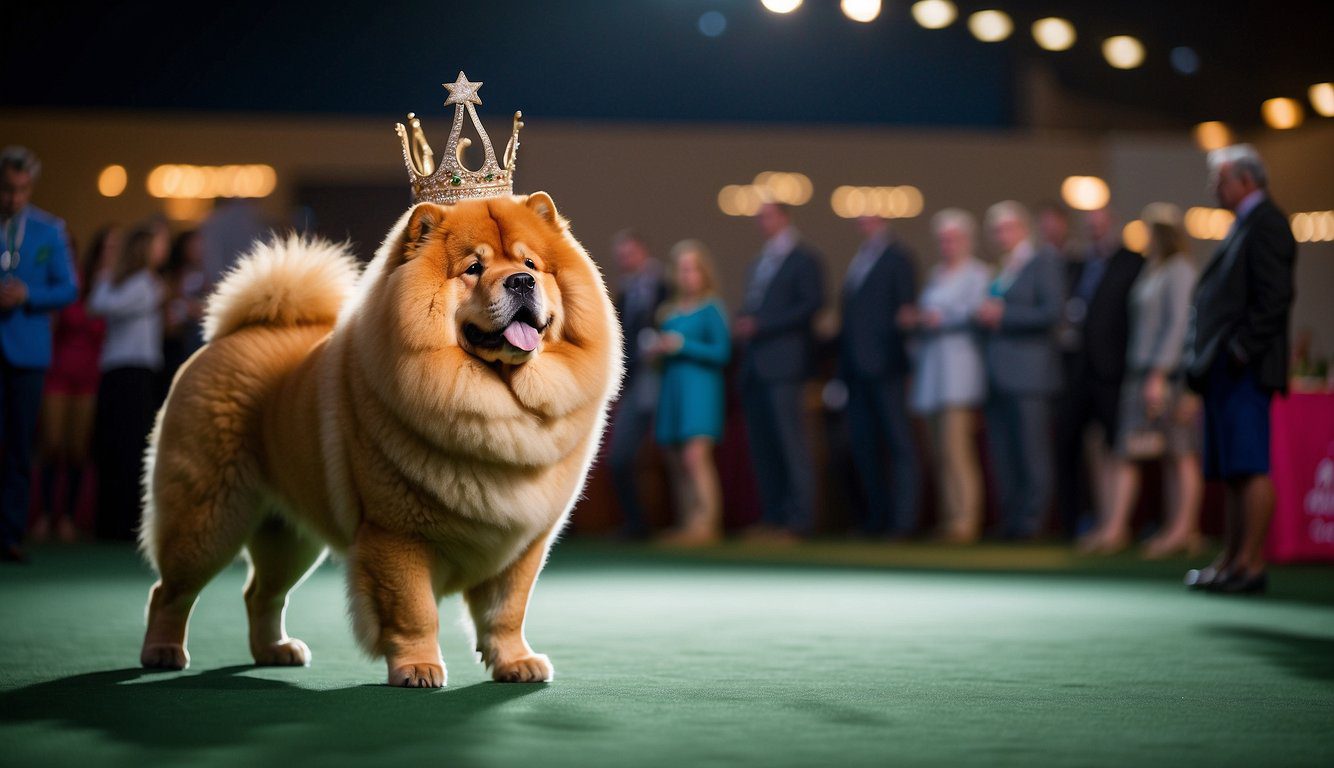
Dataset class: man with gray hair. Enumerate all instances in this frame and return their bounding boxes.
[0,146,78,563]
[975,201,1063,539]
[1183,144,1296,594]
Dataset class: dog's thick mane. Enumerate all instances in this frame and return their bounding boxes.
[333,199,623,470]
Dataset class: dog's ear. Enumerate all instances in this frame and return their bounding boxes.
[401,203,445,258]
[525,192,565,230]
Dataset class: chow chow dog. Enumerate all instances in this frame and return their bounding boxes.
[138,193,622,687]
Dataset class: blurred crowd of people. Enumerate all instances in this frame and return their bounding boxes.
[606,144,1296,593]
[0,145,264,561]
[0,141,1299,594]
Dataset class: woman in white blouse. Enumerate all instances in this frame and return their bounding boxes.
[903,209,991,542]
[88,221,168,540]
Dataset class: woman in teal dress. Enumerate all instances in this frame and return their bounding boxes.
[649,240,731,545]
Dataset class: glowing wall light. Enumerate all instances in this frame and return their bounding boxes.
[1193,121,1233,152]
[718,185,766,217]
[146,164,278,199]
[831,186,925,219]
[97,165,127,197]
[1306,83,1334,118]
[1060,176,1110,212]
[752,171,813,206]
[911,0,956,29]
[841,0,881,23]
[968,10,1012,42]
[1184,207,1235,240]
[1261,98,1304,130]
[1102,36,1145,69]
[1031,17,1076,51]
[1291,211,1334,243]
[1122,220,1149,253]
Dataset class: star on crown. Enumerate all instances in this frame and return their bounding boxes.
[395,71,523,204]
[443,72,483,107]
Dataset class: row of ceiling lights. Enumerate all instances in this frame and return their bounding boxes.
[758,1,1334,132]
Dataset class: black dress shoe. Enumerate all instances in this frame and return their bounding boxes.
[1209,570,1268,595]
[1183,567,1220,589]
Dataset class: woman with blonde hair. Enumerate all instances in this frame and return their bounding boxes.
[1081,203,1203,556]
[648,240,731,545]
[905,209,991,542]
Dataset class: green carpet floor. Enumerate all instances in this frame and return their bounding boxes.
[1,541,1331,767]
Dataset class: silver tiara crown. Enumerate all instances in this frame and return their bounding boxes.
[395,72,523,204]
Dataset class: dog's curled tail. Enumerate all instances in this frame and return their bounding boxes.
[203,234,361,343]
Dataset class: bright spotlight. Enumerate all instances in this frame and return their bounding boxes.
[1060,176,1110,212]
[97,165,127,197]
[968,10,1012,43]
[1261,98,1304,130]
[1309,83,1334,117]
[1031,17,1075,51]
[911,0,955,29]
[1192,121,1233,152]
[761,0,802,14]
[841,0,881,23]
[1102,36,1145,69]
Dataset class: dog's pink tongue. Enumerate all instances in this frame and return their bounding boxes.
[502,321,540,352]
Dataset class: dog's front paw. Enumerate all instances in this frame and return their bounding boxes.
[491,653,553,683]
[141,642,189,671]
[390,662,446,688]
[252,638,312,667]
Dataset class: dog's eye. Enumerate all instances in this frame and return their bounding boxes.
[524,258,536,270]
[464,262,483,276]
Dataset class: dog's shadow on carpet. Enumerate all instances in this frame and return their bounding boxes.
[0,665,557,752]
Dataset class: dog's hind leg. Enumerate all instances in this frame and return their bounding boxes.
[243,514,326,666]
[141,480,260,671]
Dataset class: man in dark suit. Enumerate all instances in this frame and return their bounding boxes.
[1057,206,1143,543]
[1183,144,1296,594]
[838,216,918,536]
[606,229,668,539]
[736,203,824,539]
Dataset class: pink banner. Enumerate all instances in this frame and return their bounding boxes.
[1267,392,1334,563]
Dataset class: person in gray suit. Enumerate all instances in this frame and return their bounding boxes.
[735,203,825,539]
[975,201,1063,539]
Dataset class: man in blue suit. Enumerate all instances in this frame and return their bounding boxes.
[736,203,825,539]
[0,146,77,563]
[838,215,918,537]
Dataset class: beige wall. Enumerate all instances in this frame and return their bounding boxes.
[3,109,1331,353]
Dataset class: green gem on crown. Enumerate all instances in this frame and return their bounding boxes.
[485,173,495,181]
[450,174,462,186]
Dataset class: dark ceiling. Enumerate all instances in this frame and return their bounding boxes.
[5,1,1331,128]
